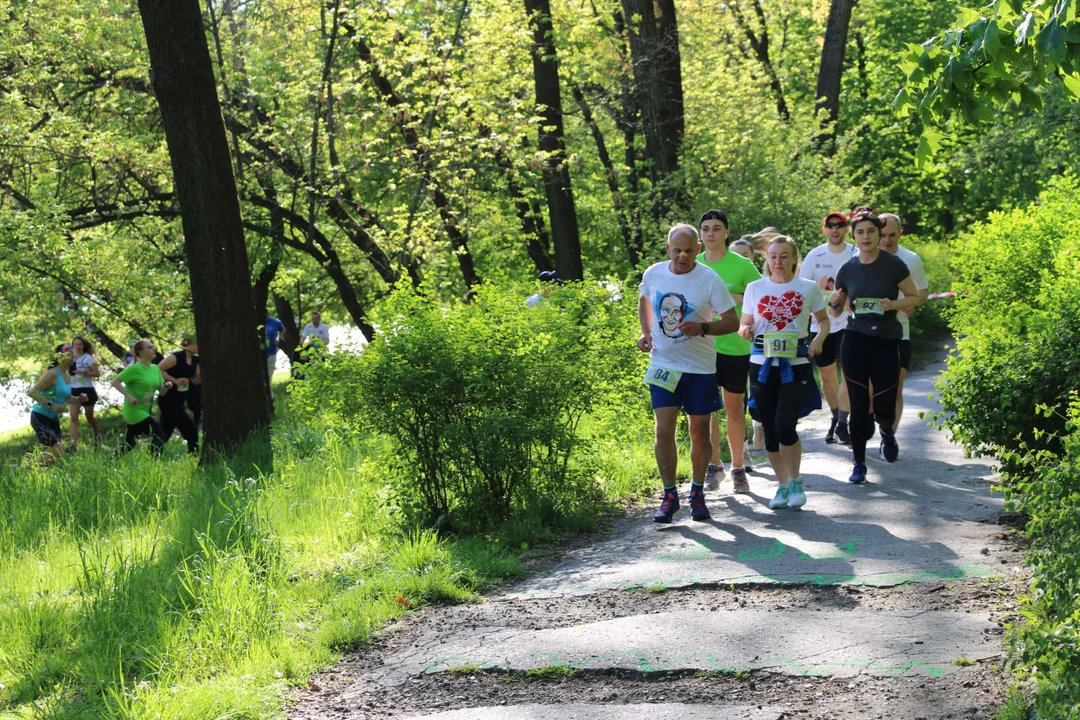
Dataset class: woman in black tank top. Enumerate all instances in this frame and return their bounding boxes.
[157,336,200,454]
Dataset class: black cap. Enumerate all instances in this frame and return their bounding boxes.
[538,270,562,284]
[699,209,728,227]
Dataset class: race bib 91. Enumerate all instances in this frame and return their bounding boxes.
[643,365,682,392]
[854,298,885,315]
[763,331,799,359]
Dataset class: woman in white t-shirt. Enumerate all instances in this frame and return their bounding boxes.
[738,237,830,511]
[68,336,102,448]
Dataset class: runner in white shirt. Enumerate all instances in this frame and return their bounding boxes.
[638,224,737,524]
[878,214,929,435]
[799,212,858,444]
[739,237,829,510]
[301,311,331,350]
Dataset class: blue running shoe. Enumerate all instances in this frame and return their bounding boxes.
[689,485,711,521]
[653,489,680,523]
[880,429,899,463]
[849,461,868,484]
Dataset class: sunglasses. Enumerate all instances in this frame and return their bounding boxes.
[825,222,847,229]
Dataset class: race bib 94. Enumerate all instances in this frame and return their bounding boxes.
[643,365,682,392]
[763,331,799,359]
[854,298,885,315]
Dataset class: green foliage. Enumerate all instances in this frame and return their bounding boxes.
[291,279,649,530]
[933,175,1080,461]
[997,395,1080,718]
[901,0,1080,161]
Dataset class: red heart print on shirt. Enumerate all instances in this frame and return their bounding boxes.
[757,291,804,330]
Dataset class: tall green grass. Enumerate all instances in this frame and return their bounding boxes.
[0,388,661,719]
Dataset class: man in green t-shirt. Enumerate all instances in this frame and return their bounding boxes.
[697,210,763,494]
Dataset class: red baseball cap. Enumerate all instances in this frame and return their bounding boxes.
[823,212,848,227]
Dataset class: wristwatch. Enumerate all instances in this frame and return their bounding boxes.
[702,322,710,335]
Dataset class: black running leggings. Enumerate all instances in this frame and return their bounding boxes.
[160,399,199,454]
[124,417,166,453]
[749,363,811,453]
[840,331,900,463]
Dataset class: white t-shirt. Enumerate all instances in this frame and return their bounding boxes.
[799,242,858,332]
[302,322,331,348]
[893,246,929,341]
[70,352,95,388]
[743,277,826,367]
[639,261,736,375]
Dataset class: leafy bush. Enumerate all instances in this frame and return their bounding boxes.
[998,395,1080,717]
[934,176,1080,462]
[291,280,649,531]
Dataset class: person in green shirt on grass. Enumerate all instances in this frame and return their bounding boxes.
[111,339,173,453]
[698,210,765,494]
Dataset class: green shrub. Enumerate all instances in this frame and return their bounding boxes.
[999,395,1080,718]
[934,175,1080,462]
[291,279,649,531]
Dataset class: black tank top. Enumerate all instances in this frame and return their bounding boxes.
[160,350,199,407]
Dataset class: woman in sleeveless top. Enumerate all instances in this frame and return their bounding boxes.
[27,344,88,465]
[68,336,101,448]
[157,334,200,454]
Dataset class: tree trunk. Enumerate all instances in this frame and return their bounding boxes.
[137,0,272,458]
[523,0,584,281]
[571,84,637,267]
[729,0,790,120]
[620,0,686,215]
[272,293,300,359]
[815,0,857,152]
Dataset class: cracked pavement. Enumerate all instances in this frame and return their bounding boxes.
[291,359,1023,720]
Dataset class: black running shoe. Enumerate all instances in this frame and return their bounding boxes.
[835,422,850,444]
[825,419,838,444]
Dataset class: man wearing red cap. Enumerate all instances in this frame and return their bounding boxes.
[799,212,858,443]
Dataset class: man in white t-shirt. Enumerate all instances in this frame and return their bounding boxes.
[799,212,858,444]
[638,224,738,523]
[301,311,331,350]
[879,214,929,435]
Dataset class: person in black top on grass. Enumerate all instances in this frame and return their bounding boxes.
[156,333,200,454]
[828,208,921,484]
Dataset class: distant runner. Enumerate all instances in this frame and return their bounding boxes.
[878,213,929,438]
[27,344,88,465]
[739,237,829,510]
[301,311,331,352]
[67,335,101,448]
[157,334,200,454]
[264,310,285,397]
[638,224,737,523]
[800,212,858,444]
[829,209,920,484]
[111,339,172,453]
[697,210,762,494]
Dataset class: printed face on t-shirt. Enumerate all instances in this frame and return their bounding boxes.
[658,293,687,338]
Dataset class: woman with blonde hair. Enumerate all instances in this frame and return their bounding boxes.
[739,236,829,510]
